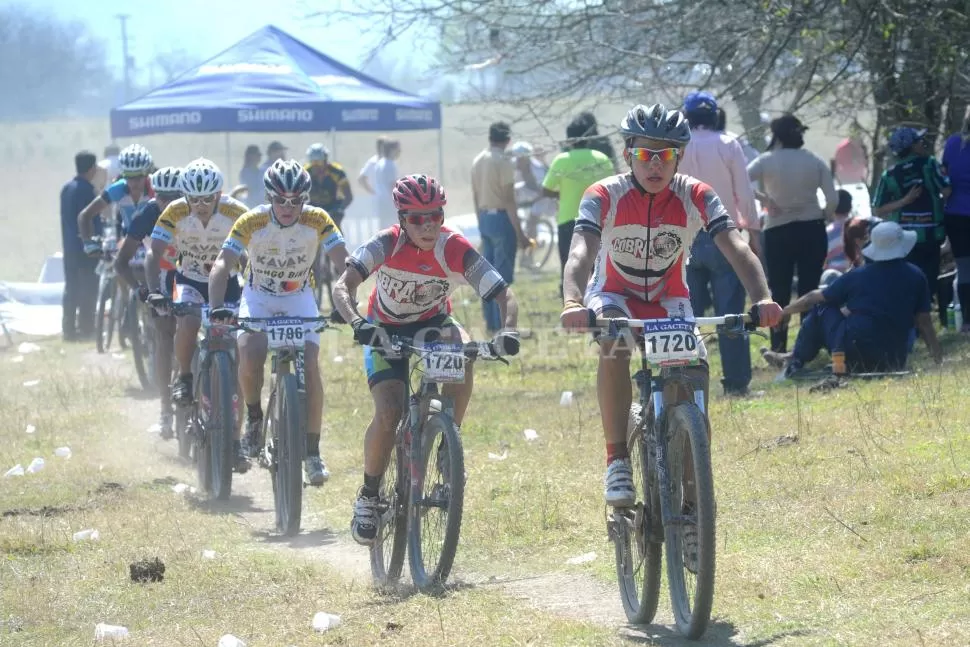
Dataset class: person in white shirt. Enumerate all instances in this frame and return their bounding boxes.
[680,91,761,396]
[93,144,121,195]
[373,139,401,230]
[357,136,386,195]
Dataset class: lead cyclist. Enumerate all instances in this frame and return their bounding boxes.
[558,104,782,561]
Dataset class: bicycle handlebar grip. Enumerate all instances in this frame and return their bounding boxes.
[746,305,761,330]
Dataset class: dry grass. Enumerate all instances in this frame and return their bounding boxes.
[2,268,969,646]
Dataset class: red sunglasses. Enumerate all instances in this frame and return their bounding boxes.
[402,211,444,226]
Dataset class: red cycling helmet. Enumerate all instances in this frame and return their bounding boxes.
[392,174,447,212]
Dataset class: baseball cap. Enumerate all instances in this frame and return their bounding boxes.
[267,141,287,154]
[888,127,927,155]
[683,91,718,114]
[770,114,808,136]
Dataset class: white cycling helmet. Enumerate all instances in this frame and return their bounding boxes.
[180,158,224,197]
[264,159,311,198]
[118,144,153,176]
[306,143,329,162]
[509,141,534,157]
[150,166,182,194]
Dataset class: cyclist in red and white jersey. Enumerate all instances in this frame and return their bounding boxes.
[331,174,520,546]
[560,104,783,507]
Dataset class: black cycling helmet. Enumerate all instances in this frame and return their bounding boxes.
[619,103,691,146]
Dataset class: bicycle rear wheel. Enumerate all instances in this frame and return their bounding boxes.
[408,410,464,592]
[370,419,409,588]
[95,276,114,353]
[115,283,129,350]
[530,218,556,272]
[661,403,716,639]
[272,373,303,535]
[176,349,197,461]
[194,365,212,494]
[129,295,156,392]
[208,352,236,501]
[614,403,663,624]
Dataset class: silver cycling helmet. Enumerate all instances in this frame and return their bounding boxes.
[306,143,329,163]
[619,103,691,146]
[264,159,311,198]
[150,166,182,194]
[180,158,224,197]
[118,144,153,176]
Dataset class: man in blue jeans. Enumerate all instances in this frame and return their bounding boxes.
[471,121,531,333]
[679,91,762,395]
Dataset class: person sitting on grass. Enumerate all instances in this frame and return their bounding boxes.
[763,221,942,376]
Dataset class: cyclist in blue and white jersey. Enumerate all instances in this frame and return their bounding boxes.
[78,144,155,248]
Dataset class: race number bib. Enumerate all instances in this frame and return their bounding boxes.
[641,319,699,367]
[265,317,307,349]
[422,344,466,383]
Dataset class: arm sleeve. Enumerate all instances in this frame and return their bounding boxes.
[573,183,609,236]
[447,234,507,301]
[691,182,736,237]
[150,204,178,244]
[222,212,256,254]
[127,203,160,240]
[821,272,851,306]
[347,230,395,279]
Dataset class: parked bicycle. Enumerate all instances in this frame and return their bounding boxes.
[233,316,330,536]
[366,335,511,593]
[589,310,764,639]
[518,208,556,273]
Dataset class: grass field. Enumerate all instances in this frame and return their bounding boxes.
[2,267,968,646]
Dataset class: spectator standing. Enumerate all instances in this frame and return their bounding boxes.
[92,144,121,195]
[748,113,837,351]
[679,91,762,395]
[833,123,870,186]
[940,115,970,331]
[358,136,387,195]
[260,141,287,173]
[872,126,951,326]
[236,144,263,208]
[60,151,101,342]
[471,122,531,333]
[572,111,619,172]
[373,139,401,231]
[542,120,614,295]
[509,141,556,266]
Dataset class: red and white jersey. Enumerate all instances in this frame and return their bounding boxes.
[349,224,506,324]
[575,173,734,317]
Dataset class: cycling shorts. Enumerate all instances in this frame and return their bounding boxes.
[173,271,242,308]
[363,313,465,388]
[238,285,321,345]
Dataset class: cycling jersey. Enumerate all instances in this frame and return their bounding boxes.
[224,204,344,295]
[349,224,506,324]
[305,162,350,213]
[575,172,734,318]
[152,195,247,282]
[102,178,154,236]
[128,199,178,271]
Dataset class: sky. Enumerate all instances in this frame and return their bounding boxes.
[7,0,429,86]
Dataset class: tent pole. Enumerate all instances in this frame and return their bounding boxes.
[330,128,337,158]
[224,132,232,182]
[437,125,445,182]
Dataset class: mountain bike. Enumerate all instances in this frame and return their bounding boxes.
[237,316,330,536]
[366,335,510,592]
[590,310,763,639]
[171,303,240,500]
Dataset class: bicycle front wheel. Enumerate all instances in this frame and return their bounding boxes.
[208,352,236,501]
[129,295,155,392]
[370,419,409,588]
[408,411,464,593]
[272,373,303,536]
[614,403,663,624]
[661,403,716,639]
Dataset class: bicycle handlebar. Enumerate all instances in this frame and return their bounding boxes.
[368,336,509,363]
[587,307,761,333]
[235,315,330,335]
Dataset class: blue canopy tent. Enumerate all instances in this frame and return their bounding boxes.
[110,25,443,177]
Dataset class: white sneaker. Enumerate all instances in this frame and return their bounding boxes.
[604,458,635,507]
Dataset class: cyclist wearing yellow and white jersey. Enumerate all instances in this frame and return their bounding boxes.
[145,159,248,416]
[208,159,349,484]
[115,166,183,437]
[79,144,154,250]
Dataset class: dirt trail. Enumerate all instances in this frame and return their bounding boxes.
[87,348,641,631]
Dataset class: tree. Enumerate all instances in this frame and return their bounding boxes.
[0,5,112,120]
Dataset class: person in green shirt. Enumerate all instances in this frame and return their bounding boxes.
[543,118,615,294]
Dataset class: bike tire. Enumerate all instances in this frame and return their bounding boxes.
[532,218,556,271]
[614,403,663,624]
[115,283,128,350]
[209,352,236,501]
[194,361,212,495]
[407,411,464,593]
[94,277,113,354]
[177,349,198,462]
[273,374,303,536]
[661,403,716,639]
[370,419,409,588]
[129,295,155,392]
